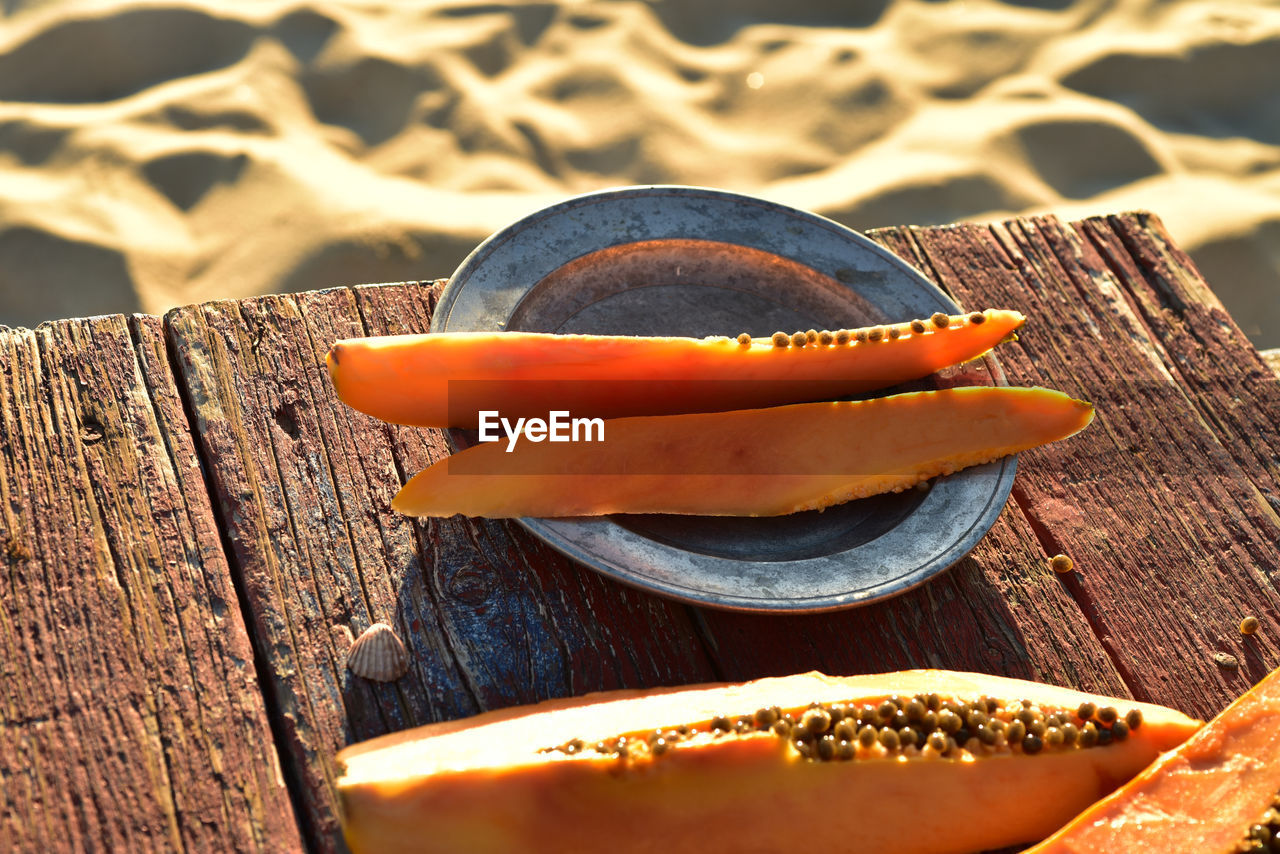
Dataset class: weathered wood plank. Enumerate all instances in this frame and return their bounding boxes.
[691,503,1131,694]
[1078,212,1280,509]
[872,215,1280,719]
[166,285,716,851]
[0,317,299,853]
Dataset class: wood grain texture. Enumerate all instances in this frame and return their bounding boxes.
[166,284,716,851]
[867,214,1280,719]
[0,316,298,853]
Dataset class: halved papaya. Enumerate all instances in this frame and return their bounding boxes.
[326,310,1024,428]
[391,385,1093,518]
[1023,664,1280,853]
[335,669,1201,854]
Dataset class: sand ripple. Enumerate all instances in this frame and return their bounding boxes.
[0,0,1276,348]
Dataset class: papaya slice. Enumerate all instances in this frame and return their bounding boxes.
[326,309,1025,428]
[335,669,1201,854]
[391,385,1093,518]
[1023,664,1280,854]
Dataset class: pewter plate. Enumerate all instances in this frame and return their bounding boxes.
[433,186,1015,612]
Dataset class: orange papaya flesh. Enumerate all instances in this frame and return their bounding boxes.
[326,309,1025,428]
[390,385,1093,518]
[335,669,1201,854]
[1022,664,1280,854]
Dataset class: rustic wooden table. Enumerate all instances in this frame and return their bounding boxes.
[2,211,1278,853]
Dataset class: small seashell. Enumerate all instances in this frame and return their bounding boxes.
[1213,651,1239,669]
[347,622,410,682]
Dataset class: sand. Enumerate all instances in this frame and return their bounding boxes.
[0,0,1277,349]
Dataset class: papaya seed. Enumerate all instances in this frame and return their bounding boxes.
[931,312,950,329]
[1079,722,1099,748]
[937,709,962,734]
[888,326,902,339]
[834,329,852,345]
[771,332,789,347]
[819,330,834,346]
[1241,615,1261,635]
[1097,706,1119,725]
[879,728,900,750]
[867,327,885,342]
[1007,720,1027,744]
[968,312,986,324]
[1050,554,1074,574]
[790,332,807,348]
[857,726,878,748]
[1125,708,1143,730]
[837,739,855,760]
[805,329,819,344]
[801,707,832,736]
[1022,733,1044,755]
[1077,701,1097,722]
[755,706,781,728]
[927,731,948,752]
[1061,723,1079,746]
[1110,720,1130,742]
[816,734,836,760]
[854,329,869,343]
[910,319,927,334]
[736,332,752,346]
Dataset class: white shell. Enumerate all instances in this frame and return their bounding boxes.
[346,622,409,682]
